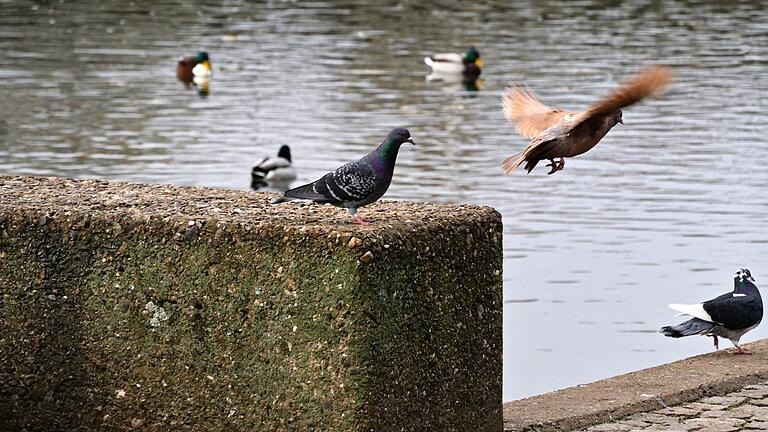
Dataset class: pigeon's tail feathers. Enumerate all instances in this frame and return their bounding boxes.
[668,303,714,323]
[271,196,294,204]
[283,181,328,201]
[502,151,526,175]
[524,158,541,174]
[660,318,716,338]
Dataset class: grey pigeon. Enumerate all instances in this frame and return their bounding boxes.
[660,269,763,355]
[271,127,414,224]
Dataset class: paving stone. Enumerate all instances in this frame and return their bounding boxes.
[656,406,700,417]
[682,402,728,412]
[578,380,768,432]
[683,417,744,432]
[730,403,768,421]
[615,418,651,428]
[700,409,752,419]
[728,388,768,399]
[626,412,679,426]
[642,427,695,432]
[585,422,633,431]
[698,396,748,407]
[743,384,768,391]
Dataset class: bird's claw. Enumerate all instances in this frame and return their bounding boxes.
[545,158,565,175]
[352,216,371,225]
[733,346,752,355]
[546,165,558,175]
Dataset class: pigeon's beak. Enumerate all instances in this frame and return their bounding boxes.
[618,118,624,125]
[406,138,415,145]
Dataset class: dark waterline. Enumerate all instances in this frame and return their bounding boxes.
[2,0,768,401]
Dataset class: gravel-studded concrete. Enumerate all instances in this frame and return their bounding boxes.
[0,175,503,431]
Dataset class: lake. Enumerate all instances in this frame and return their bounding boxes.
[1,0,767,401]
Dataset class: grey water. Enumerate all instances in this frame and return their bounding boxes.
[2,0,768,401]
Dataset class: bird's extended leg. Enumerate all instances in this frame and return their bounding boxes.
[733,344,752,355]
[711,335,719,351]
[545,157,565,175]
[348,208,370,225]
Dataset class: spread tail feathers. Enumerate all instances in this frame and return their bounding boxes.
[502,151,526,175]
[660,318,716,338]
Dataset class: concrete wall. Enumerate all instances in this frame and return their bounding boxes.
[0,176,503,431]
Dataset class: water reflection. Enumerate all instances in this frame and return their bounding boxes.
[1,0,768,401]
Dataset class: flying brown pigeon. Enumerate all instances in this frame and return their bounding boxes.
[501,66,673,175]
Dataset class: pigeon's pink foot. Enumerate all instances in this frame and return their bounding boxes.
[352,216,371,225]
[733,346,752,355]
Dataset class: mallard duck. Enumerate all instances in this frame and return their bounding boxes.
[176,52,212,86]
[251,145,297,190]
[424,47,483,79]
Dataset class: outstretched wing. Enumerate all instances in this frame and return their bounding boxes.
[573,66,672,126]
[502,85,570,139]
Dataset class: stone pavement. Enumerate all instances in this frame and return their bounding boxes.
[581,381,768,431]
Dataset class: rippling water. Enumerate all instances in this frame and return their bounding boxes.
[2,0,768,401]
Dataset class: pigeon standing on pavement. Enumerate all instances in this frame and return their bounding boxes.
[501,66,672,175]
[271,127,414,224]
[660,269,763,355]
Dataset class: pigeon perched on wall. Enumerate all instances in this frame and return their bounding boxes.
[251,145,297,191]
[501,66,672,175]
[271,128,414,224]
[660,269,763,355]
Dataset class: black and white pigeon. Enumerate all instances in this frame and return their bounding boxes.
[660,269,763,355]
[271,127,414,224]
[251,145,297,190]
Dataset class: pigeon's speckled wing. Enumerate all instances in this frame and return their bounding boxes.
[316,158,376,204]
[283,156,376,205]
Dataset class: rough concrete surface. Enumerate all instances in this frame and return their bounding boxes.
[0,175,503,431]
[504,339,768,431]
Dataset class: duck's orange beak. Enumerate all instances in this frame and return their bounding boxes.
[475,58,484,68]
